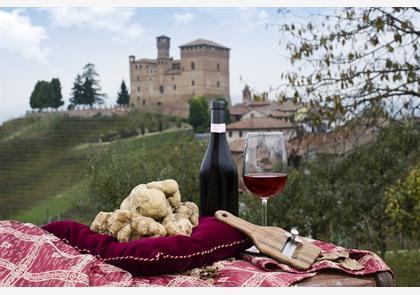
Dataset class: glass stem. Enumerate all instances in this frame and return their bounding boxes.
[262,198,268,226]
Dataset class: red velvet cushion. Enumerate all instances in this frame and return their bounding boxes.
[42,217,252,276]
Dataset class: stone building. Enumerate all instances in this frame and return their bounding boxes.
[129,35,230,118]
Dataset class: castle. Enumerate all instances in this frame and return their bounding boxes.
[129,35,231,118]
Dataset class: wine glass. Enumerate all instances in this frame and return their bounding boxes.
[243,132,288,226]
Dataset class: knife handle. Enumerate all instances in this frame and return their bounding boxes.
[215,210,259,237]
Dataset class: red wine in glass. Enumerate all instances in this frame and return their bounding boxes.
[243,173,288,199]
[243,132,288,226]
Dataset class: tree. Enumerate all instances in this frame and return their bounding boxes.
[275,8,419,126]
[29,80,54,111]
[188,96,210,133]
[385,165,420,244]
[29,81,43,110]
[70,74,84,106]
[82,77,95,107]
[81,63,105,106]
[117,80,130,106]
[50,78,64,109]
[240,120,419,254]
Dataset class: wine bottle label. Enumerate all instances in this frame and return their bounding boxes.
[210,123,226,133]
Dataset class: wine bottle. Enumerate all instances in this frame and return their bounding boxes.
[199,100,238,216]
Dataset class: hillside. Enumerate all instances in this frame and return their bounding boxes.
[0,111,193,224]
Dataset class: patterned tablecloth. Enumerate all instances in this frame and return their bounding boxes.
[0,220,393,287]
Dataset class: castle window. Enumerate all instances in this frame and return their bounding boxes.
[137,86,140,92]
[143,99,146,105]
[158,102,162,106]
[173,85,176,90]
[217,81,220,88]
[239,131,243,138]
[137,76,140,81]
[217,64,220,71]
[171,76,174,81]
[192,80,195,86]
[137,96,140,101]
[191,62,195,70]
[159,86,164,94]
[135,65,138,69]
[139,65,142,69]
[229,131,232,137]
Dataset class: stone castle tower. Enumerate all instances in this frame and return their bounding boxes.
[129,35,230,118]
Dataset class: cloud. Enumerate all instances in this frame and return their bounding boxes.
[0,9,49,63]
[43,8,144,43]
[229,8,271,33]
[173,12,195,28]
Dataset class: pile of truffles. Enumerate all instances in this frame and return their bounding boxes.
[90,179,199,242]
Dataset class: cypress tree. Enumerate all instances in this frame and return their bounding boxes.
[117,80,130,106]
[50,78,64,109]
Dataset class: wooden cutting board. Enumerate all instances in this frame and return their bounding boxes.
[215,210,321,270]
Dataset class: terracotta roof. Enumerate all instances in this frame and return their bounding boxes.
[229,138,245,153]
[247,102,272,107]
[179,39,230,50]
[229,104,250,116]
[276,101,305,112]
[229,101,304,118]
[256,106,294,118]
[136,58,156,63]
[226,118,294,130]
[287,120,387,156]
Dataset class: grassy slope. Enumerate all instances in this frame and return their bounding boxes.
[0,112,182,223]
[1,114,418,286]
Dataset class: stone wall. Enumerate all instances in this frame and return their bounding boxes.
[129,37,230,118]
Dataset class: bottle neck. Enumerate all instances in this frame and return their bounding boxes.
[211,108,225,133]
[210,123,226,133]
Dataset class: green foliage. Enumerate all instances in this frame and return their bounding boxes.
[0,111,178,222]
[70,64,106,107]
[82,78,95,106]
[117,80,130,105]
[29,81,43,110]
[384,250,420,287]
[70,74,84,106]
[29,80,55,110]
[188,96,210,133]
[276,8,419,125]
[82,63,105,106]
[87,131,206,211]
[50,78,64,109]
[241,121,420,254]
[385,165,420,241]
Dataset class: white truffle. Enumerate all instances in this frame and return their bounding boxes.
[107,209,136,236]
[131,215,167,239]
[90,211,113,234]
[147,179,179,197]
[162,213,193,236]
[168,190,181,209]
[127,186,168,220]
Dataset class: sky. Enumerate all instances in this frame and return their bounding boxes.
[0,7,324,124]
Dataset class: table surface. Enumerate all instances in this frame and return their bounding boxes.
[295,270,394,287]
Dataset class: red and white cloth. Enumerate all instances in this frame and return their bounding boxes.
[0,220,392,287]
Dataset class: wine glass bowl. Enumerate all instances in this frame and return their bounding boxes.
[243,132,288,226]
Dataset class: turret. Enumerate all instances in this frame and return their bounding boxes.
[129,55,135,63]
[156,35,170,59]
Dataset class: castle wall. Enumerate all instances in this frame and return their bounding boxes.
[129,37,230,118]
